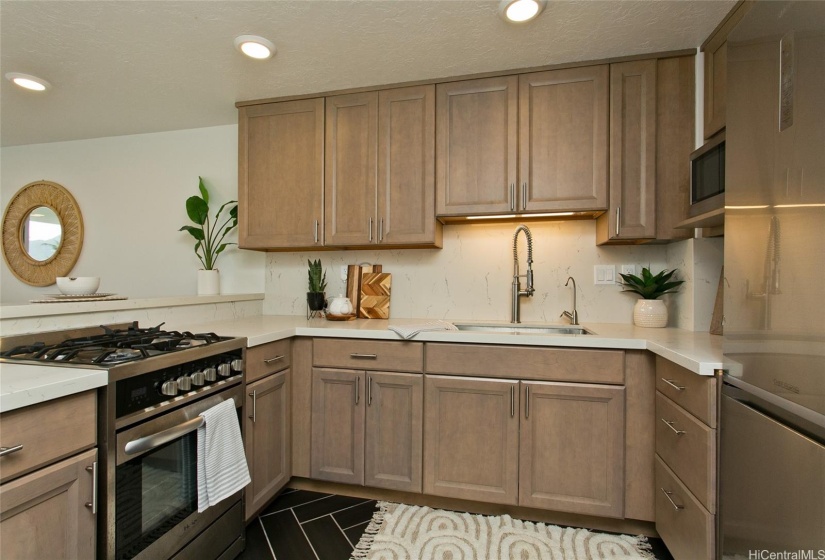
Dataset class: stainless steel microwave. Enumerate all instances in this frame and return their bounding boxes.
[689,131,725,217]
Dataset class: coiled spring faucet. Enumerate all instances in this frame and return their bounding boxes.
[511,225,535,323]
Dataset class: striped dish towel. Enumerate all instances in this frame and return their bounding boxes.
[388,320,458,340]
[197,399,251,513]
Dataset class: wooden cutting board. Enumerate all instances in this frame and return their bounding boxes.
[359,273,391,319]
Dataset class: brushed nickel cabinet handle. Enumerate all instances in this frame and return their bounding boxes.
[350,353,377,359]
[616,207,621,236]
[510,386,515,418]
[661,488,685,511]
[0,444,23,457]
[525,385,530,419]
[510,183,515,211]
[264,355,285,364]
[379,218,384,242]
[85,462,98,515]
[661,418,686,436]
[522,182,527,210]
[661,378,686,391]
[314,220,319,244]
[249,391,257,422]
[369,217,373,242]
[368,376,373,406]
[355,376,360,405]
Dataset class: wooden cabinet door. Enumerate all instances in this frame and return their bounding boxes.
[1,448,96,560]
[519,66,609,212]
[423,375,519,505]
[245,370,291,521]
[602,60,657,241]
[311,368,365,485]
[519,381,625,518]
[436,76,518,216]
[239,99,324,249]
[365,372,423,493]
[704,39,727,140]
[325,92,378,246]
[377,85,440,246]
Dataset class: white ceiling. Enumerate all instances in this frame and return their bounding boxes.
[0,0,735,147]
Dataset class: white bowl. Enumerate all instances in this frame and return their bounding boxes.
[56,276,100,295]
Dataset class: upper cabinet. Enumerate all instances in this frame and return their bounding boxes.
[596,55,694,245]
[436,76,518,216]
[702,1,753,140]
[326,86,441,248]
[519,66,609,213]
[436,68,608,218]
[239,99,324,250]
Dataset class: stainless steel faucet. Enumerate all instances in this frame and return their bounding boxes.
[511,225,535,323]
[561,276,579,325]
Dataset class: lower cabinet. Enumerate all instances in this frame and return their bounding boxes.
[311,368,423,492]
[245,369,291,521]
[423,375,626,517]
[0,447,97,559]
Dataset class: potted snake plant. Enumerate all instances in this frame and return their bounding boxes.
[307,259,327,312]
[618,267,684,328]
[179,177,238,295]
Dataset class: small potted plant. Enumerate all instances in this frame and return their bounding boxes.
[179,177,238,295]
[307,259,327,312]
[619,267,684,328]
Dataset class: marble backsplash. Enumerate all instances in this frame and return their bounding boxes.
[263,220,711,327]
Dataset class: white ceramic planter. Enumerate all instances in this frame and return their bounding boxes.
[633,299,668,328]
[197,269,220,296]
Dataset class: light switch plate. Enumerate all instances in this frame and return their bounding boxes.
[594,265,616,285]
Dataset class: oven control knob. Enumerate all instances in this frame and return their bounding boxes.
[190,371,206,387]
[217,363,232,377]
[231,359,244,372]
[177,376,192,392]
[160,380,178,397]
[203,367,217,382]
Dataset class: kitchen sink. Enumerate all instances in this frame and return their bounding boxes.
[453,323,594,335]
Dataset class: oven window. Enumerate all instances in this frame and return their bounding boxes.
[116,433,197,560]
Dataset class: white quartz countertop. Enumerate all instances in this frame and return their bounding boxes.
[188,315,724,376]
[0,362,107,412]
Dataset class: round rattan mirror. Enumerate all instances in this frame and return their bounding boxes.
[2,181,84,286]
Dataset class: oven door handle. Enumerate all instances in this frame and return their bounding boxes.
[124,416,204,456]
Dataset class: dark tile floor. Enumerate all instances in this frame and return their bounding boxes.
[238,488,674,560]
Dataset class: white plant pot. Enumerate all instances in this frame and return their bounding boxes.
[633,299,668,328]
[197,269,220,296]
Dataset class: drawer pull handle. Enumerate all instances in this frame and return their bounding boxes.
[661,487,685,511]
[350,353,378,359]
[85,462,98,515]
[264,355,285,364]
[0,444,23,457]
[249,391,257,423]
[661,418,686,436]
[661,378,685,391]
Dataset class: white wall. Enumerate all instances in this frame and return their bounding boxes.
[0,125,265,304]
[263,220,711,326]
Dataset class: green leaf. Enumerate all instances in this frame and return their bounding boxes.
[180,225,205,240]
[185,196,208,225]
[198,177,209,205]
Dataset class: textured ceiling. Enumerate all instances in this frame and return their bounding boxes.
[0,0,735,147]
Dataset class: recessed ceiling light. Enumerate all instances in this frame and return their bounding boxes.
[5,72,51,92]
[499,0,546,23]
[234,35,276,60]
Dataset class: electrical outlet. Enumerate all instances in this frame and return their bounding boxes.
[594,265,616,285]
[621,265,637,277]
[340,266,348,281]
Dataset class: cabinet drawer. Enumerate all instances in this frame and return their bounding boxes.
[655,455,714,560]
[313,339,423,372]
[0,390,96,483]
[426,343,624,384]
[656,357,717,427]
[246,339,291,383]
[655,392,716,512]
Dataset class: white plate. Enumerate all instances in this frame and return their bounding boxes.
[45,293,116,299]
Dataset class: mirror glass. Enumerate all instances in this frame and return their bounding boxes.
[22,206,62,261]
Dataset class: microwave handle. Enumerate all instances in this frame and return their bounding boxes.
[124,416,205,456]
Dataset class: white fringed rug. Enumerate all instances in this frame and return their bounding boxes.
[351,502,654,560]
